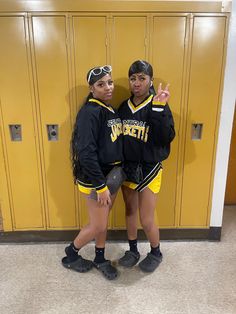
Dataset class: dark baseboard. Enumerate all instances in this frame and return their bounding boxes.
[0,227,221,243]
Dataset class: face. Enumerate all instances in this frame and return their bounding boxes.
[90,74,114,103]
[129,72,152,99]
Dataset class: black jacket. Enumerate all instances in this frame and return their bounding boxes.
[72,98,123,190]
[118,94,175,164]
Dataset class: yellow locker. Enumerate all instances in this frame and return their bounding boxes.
[111,15,148,107]
[180,16,226,227]
[0,117,12,231]
[110,15,147,229]
[0,8,229,234]
[151,16,186,226]
[72,15,107,227]
[0,16,44,229]
[31,15,76,228]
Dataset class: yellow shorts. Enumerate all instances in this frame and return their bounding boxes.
[123,164,162,194]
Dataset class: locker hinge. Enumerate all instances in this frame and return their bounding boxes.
[105,37,108,47]
[144,37,148,46]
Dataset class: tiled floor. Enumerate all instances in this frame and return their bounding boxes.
[0,206,235,314]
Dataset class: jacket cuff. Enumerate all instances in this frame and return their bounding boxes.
[96,185,108,193]
[152,100,166,106]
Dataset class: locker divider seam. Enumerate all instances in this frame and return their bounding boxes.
[27,12,49,229]
[178,13,194,227]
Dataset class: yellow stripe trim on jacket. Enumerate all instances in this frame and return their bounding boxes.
[97,186,108,193]
[152,100,166,106]
[89,98,114,113]
[128,94,153,113]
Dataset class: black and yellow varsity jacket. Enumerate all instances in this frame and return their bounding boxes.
[118,94,175,164]
[72,97,123,192]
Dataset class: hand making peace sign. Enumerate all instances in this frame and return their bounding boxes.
[153,83,170,104]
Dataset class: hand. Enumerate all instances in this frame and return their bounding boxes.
[97,189,111,207]
[153,83,170,103]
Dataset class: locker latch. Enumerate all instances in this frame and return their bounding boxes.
[9,124,22,141]
[191,123,203,140]
[47,125,58,141]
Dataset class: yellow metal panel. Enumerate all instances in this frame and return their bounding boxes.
[111,16,148,108]
[111,15,147,228]
[72,16,107,109]
[72,16,107,227]
[0,122,12,231]
[152,16,186,227]
[32,16,76,228]
[180,16,226,226]
[0,16,44,229]
[0,1,229,14]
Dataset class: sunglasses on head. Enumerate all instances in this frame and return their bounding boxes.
[87,65,112,84]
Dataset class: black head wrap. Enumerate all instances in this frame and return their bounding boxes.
[87,65,112,85]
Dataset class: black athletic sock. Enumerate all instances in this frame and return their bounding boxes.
[150,244,161,257]
[129,239,138,253]
[94,247,106,264]
[66,242,80,257]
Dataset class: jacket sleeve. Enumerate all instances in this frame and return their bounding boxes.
[77,107,107,192]
[149,101,175,146]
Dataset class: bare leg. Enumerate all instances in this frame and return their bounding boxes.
[139,187,160,247]
[63,193,118,277]
[121,185,139,240]
[118,186,140,267]
[74,196,110,249]
[95,193,117,248]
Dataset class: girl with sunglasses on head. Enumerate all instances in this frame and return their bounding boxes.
[118,60,175,273]
[62,65,123,280]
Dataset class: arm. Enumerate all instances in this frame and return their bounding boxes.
[150,102,175,146]
[75,107,108,192]
[150,83,175,146]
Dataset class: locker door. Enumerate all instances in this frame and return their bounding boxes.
[0,16,44,229]
[152,16,186,227]
[72,16,107,227]
[180,16,226,227]
[111,16,148,107]
[32,16,76,228]
[111,15,147,228]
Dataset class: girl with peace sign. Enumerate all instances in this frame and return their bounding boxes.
[118,60,175,273]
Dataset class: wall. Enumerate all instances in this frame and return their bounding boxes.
[225,106,236,204]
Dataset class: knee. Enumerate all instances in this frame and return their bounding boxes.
[93,222,107,235]
[140,218,154,233]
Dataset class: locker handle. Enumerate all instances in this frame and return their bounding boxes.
[9,124,22,141]
[191,123,203,140]
[47,124,59,141]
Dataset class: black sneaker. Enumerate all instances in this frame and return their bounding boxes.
[138,252,163,273]
[118,250,140,267]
